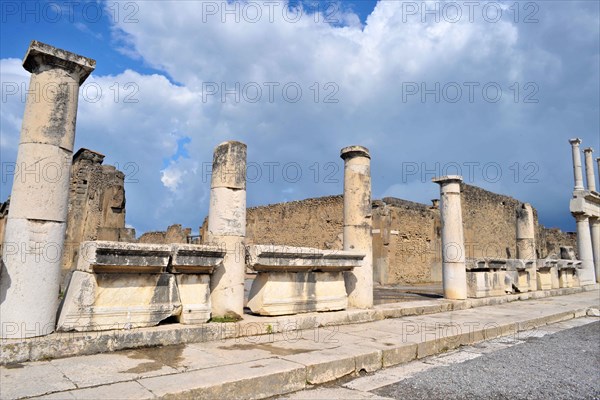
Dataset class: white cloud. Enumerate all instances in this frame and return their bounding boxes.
[1,1,598,233]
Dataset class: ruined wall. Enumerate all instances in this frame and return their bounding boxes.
[138,224,192,244]
[373,198,440,284]
[241,184,576,285]
[541,227,577,258]
[242,195,344,249]
[460,184,529,260]
[62,149,135,287]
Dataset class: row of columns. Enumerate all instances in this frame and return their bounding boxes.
[1,41,95,338]
[569,138,600,285]
[206,143,375,320]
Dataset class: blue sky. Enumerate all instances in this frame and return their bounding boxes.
[1,0,599,236]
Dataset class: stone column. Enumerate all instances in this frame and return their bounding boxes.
[583,148,596,192]
[569,138,584,191]
[573,213,596,285]
[207,141,247,319]
[590,217,600,283]
[0,41,95,339]
[341,146,373,308]
[432,176,467,300]
[597,158,600,190]
[516,203,536,260]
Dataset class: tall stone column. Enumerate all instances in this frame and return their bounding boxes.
[0,41,95,338]
[207,141,247,319]
[583,148,596,192]
[516,203,536,260]
[569,138,584,191]
[573,213,596,285]
[341,146,373,309]
[590,217,600,283]
[433,176,467,300]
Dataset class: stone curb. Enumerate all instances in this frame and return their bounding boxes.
[2,284,598,365]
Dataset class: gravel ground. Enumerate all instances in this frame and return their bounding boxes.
[374,321,600,400]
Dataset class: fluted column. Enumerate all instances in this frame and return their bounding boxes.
[583,148,596,192]
[0,41,95,338]
[569,138,584,191]
[341,146,373,308]
[207,141,247,319]
[433,176,467,300]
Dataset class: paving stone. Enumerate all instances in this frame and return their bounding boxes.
[0,361,76,399]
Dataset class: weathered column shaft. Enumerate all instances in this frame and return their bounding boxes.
[569,138,584,191]
[590,218,600,283]
[433,176,467,300]
[341,146,373,308]
[207,141,247,319]
[574,213,596,285]
[516,203,536,260]
[0,41,95,339]
[583,148,596,192]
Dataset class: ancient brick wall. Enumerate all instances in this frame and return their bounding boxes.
[460,184,527,260]
[242,195,345,249]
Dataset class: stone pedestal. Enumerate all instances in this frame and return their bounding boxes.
[536,259,558,290]
[207,141,247,319]
[341,146,373,308]
[516,203,536,260]
[0,41,95,339]
[573,213,596,285]
[465,259,506,298]
[433,176,467,300]
[583,148,596,192]
[57,242,224,331]
[246,245,364,316]
[557,260,580,288]
[569,138,584,191]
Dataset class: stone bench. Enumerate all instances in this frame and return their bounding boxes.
[246,245,364,316]
[465,258,507,298]
[57,241,224,331]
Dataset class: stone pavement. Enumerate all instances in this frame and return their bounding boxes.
[1,290,598,399]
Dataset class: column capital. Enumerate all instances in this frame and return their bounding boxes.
[340,145,370,160]
[569,138,582,146]
[432,175,463,185]
[584,147,594,154]
[572,212,589,222]
[23,40,96,84]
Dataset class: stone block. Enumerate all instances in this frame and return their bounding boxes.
[247,271,348,316]
[536,260,558,290]
[57,271,181,331]
[175,274,211,324]
[76,241,171,273]
[246,245,364,316]
[465,259,506,298]
[169,244,224,274]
